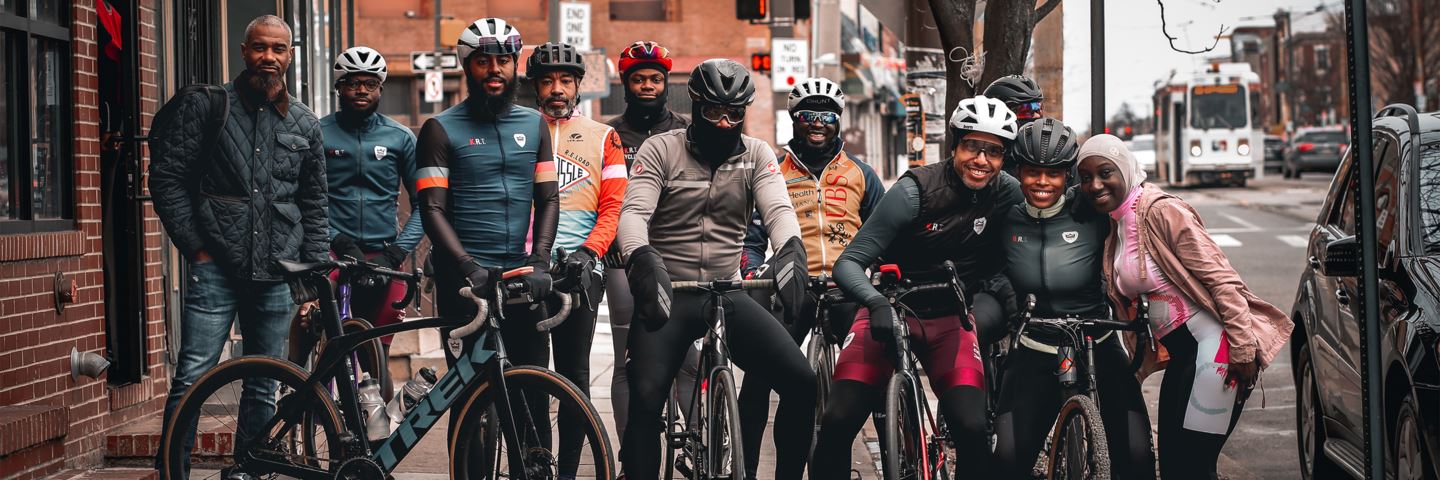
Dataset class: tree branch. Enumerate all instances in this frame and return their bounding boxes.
[1157,0,1227,54]
[1035,0,1061,23]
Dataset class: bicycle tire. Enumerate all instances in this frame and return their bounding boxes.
[450,365,616,480]
[705,368,745,480]
[807,331,834,429]
[882,372,924,480]
[1046,395,1111,480]
[159,356,344,480]
[664,394,681,480]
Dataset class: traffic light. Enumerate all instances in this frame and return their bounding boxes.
[794,0,809,19]
[738,0,768,20]
[751,53,772,72]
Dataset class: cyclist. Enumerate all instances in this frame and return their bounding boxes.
[526,41,627,470]
[811,95,1021,479]
[603,40,696,441]
[293,46,423,402]
[414,15,557,401]
[994,118,1154,479]
[616,58,814,480]
[983,75,1045,177]
[737,77,883,478]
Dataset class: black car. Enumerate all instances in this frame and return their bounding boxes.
[1265,134,1286,172]
[1291,105,1440,479]
[1284,127,1349,179]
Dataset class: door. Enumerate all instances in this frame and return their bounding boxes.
[1307,147,1361,442]
[98,0,147,385]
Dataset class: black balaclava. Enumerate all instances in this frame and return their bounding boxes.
[687,101,744,167]
[786,96,843,173]
[621,67,671,129]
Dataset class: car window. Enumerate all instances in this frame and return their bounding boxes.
[1417,142,1440,254]
[1131,138,1155,151]
[1375,138,1398,260]
[1328,159,1357,235]
[1301,131,1349,144]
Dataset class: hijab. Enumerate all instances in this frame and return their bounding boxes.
[1078,134,1147,194]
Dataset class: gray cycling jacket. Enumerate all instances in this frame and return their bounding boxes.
[617,129,801,281]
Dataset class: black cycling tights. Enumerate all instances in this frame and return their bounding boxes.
[549,283,600,476]
[810,380,989,478]
[994,335,1154,479]
[1156,322,1250,480]
[621,290,816,480]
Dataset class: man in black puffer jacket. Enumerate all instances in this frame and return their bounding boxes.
[149,15,327,476]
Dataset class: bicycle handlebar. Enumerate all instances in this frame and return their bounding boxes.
[534,292,574,332]
[672,278,775,292]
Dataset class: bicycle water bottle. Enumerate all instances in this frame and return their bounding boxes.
[386,367,439,422]
[1056,345,1079,387]
[358,374,391,442]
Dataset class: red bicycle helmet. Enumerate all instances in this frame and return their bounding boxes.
[618,41,673,75]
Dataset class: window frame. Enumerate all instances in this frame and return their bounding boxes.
[0,1,73,234]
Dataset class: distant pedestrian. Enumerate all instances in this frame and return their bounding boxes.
[149,14,328,477]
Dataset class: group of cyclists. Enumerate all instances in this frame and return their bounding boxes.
[296,14,1285,480]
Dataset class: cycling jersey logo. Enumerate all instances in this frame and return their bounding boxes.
[555,154,592,192]
[514,133,527,147]
[568,132,584,142]
[925,222,943,232]
[447,337,463,358]
[1062,231,1079,243]
[1011,234,1026,243]
[843,331,855,349]
[973,218,987,234]
[374,145,388,161]
[468,138,486,145]
[767,161,779,174]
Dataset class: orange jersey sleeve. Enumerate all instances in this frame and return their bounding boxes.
[582,128,628,254]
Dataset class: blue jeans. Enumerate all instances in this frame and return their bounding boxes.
[157,261,296,474]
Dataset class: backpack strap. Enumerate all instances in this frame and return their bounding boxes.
[200,84,228,147]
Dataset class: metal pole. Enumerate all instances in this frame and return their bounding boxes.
[1090,0,1104,136]
[1343,0,1383,478]
[433,0,443,115]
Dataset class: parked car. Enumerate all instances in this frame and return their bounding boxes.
[1284,127,1349,179]
[1265,134,1286,172]
[1290,105,1440,480]
[1127,134,1157,177]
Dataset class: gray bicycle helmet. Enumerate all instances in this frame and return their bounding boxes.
[527,42,585,79]
[1011,117,1079,170]
[983,75,1044,105]
[688,59,755,106]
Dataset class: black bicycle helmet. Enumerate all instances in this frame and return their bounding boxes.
[527,42,585,79]
[688,59,755,106]
[983,75,1044,105]
[1011,117,1079,170]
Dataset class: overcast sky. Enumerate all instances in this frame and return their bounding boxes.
[1061,0,1336,130]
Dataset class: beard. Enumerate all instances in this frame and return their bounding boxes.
[540,93,577,118]
[467,74,517,114]
[246,68,284,94]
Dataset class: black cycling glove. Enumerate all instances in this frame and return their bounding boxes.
[626,245,673,331]
[759,236,809,324]
[458,257,490,290]
[373,244,409,270]
[519,266,553,303]
[867,301,898,345]
[555,247,598,293]
[330,233,366,262]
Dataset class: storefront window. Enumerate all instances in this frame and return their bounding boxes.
[1,0,72,232]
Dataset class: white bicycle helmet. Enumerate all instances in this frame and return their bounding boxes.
[948,95,1019,140]
[333,46,387,82]
[787,78,845,112]
[457,18,523,60]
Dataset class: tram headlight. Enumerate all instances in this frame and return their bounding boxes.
[1237,141,1251,156]
[1190,144,1203,157]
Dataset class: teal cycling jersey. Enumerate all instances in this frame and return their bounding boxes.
[320,112,423,252]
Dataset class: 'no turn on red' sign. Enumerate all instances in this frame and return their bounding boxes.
[770,38,808,92]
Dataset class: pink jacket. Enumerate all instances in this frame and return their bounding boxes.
[1103,184,1293,367]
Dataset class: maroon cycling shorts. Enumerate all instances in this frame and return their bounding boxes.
[832,307,985,391]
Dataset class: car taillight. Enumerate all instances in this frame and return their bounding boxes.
[1340,144,1348,151]
[1298,143,1316,153]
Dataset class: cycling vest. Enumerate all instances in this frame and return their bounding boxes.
[774,147,880,274]
[883,162,1022,284]
[547,115,626,255]
[427,101,547,268]
[320,112,422,251]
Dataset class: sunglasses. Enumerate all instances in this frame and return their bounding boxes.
[959,138,1006,158]
[1013,101,1043,119]
[793,110,840,125]
[336,78,381,92]
[473,36,524,56]
[623,42,670,59]
[700,104,746,123]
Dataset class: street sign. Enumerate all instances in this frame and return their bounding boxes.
[578,48,611,99]
[424,71,444,103]
[411,51,459,72]
[771,38,808,92]
[560,2,592,51]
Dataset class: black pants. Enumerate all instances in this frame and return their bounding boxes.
[737,294,856,479]
[549,278,603,474]
[621,290,816,480]
[809,292,1004,479]
[994,334,1154,479]
[1157,321,1250,480]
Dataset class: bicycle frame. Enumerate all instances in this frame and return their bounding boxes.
[244,268,536,478]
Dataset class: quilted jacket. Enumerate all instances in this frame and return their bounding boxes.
[150,81,329,281]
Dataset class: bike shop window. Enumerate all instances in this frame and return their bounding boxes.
[1417,142,1440,254]
[1189,84,1247,131]
[0,1,72,234]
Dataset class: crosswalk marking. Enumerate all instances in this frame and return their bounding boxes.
[1277,235,1309,248]
[1210,234,1243,247]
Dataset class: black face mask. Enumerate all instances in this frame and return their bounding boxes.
[622,71,670,126]
[688,103,744,166]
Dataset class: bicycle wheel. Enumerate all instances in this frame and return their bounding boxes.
[159,356,344,479]
[1046,395,1111,480]
[705,368,744,480]
[451,365,615,480]
[882,373,923,480]
[664,394,682,480]
[807,331,835,427]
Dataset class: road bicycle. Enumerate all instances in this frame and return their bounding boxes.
[1011,294,1152,480]
[660,278,775,480]
[286,261,390,401]
[158,259,613,479]
[872,261,967,480]
[804,274,842,434]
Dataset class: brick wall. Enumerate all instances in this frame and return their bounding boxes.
[0,0,169,474]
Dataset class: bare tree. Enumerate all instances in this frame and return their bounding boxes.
[925,0,1060,139]
[1156,0,1227,54]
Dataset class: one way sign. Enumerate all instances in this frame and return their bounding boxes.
[411,51,459,72]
